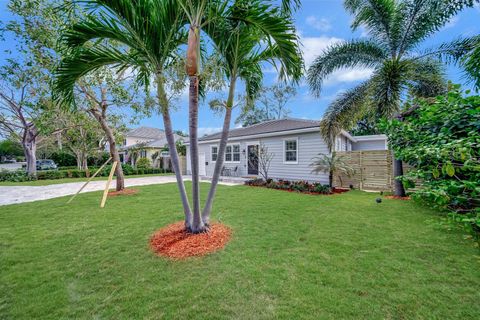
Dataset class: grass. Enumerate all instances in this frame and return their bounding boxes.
[1,183,479,319]
[0,173,174,186]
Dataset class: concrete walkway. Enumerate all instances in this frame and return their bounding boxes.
[0,175,241,206]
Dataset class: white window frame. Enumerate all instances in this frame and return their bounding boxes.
[225,143,241,163]
[211,145,218,162]
[283,138,298,164]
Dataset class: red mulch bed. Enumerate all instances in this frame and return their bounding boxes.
[150,221,232,260]
[384,195,411,200]
[108,188,139,197]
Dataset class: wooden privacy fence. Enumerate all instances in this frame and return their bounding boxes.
[334,150,394,191]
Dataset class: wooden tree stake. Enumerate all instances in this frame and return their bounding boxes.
[67,157,112,204]
[100,161,118,208]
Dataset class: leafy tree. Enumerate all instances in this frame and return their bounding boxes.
[236,84,297,126]
[0,138,23,160]
[382,85,480,236]
[307,0,478,196]
[62,111,103,170]
[0,0,73,176]
[310,152,355,187]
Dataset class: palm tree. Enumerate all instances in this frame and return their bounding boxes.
[310,152,354,188]
[53,0,193,225]
[307,0,478,197]
[200,0,302,226]
[179,0,301,232]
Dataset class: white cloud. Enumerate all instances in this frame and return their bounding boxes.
[198,127,222,137]
[301,35,343,67]
[299,33,374,86]
[323,68,374,86]
[305,16,332,32]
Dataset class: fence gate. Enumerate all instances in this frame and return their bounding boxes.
[334,150,393,192]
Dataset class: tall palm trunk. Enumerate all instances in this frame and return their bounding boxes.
[393,158,406,197]
[202,77,236,225]
[157,74,193,229]
[186,25,206,233]
[188,75,204,233]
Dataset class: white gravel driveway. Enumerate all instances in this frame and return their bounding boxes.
[0,175,241,206]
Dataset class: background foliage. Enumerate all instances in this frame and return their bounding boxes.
[383,85,480,236]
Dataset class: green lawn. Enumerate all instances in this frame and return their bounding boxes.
[0,173,173,186]
[1,184,479,319]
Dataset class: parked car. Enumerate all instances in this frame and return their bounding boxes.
[36,159,58,171]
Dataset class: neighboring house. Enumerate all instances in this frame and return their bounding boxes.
[185,118,387,184]
[119,126,183,167]
[351,134,388,151]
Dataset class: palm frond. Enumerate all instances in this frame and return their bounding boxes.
[307,40,386,96]
[419,36,480,89]
[404,58,447,98]
[344,0,397,50]
[54,45,148,107]
[320,80,372,150]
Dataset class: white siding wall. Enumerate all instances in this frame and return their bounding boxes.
[191,132,330,184]
[352,140,387,151]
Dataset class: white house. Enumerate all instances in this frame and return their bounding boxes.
[185,118,387,184]
[119,126,183,167]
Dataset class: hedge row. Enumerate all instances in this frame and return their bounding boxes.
[0,165,172,182]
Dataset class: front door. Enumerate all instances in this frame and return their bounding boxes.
[247,145,259,175]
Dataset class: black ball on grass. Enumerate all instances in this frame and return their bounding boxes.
[376,198,382,204]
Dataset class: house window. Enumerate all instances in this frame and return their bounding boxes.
[225,144,240,163]
[211,146,218,161]
[284,139,298,163]
[140,150,147,158]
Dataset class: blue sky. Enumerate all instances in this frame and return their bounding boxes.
[1,0,479,135]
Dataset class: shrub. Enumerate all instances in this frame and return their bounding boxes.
[50,152,77,167]
[136,157,151,169]
[313,183,332,194]
[382,85,480,237]
[0,169,36,182]
[245,178,266,186]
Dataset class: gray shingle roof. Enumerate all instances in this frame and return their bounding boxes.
[198,118,320,141]
[121,134,183,150]
[126,126,165,139]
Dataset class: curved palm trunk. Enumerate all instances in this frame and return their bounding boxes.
[157,75,193,229]
[202,78,236,225]
[188,75,204,233]
[393,158,406,197]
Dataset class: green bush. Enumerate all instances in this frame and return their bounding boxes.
[0,170,36,182]
[136,157,151,169]
[50,152,77,167]
[382,85,480,237]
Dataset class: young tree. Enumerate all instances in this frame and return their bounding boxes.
[62,111,103,170]
[311,152,355,187]
[307,0,478,196]
[253,143,274,181]
[0,63,55,176]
